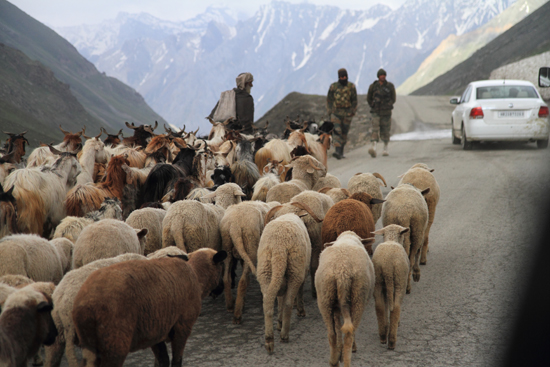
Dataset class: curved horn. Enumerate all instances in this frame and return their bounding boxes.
[19,131,27,136]
[290,201,323,223]
[265,205,283,224]
[3,132,15,137]
[299,121,309,133]
[181,124,186,133]
[206,117,216,125]
[100,127,107,134]
[222,118,232,126]
[307,156,322,170]
[264,120,269,129]
[164,124,172,133]
[76,125,86,137]
[193,127,199,135]
[95,130,103,140]
[152,121,158,130]
[373,172,387,187]
[47,144,63,155]
[125,121,137,130]
[286,120,295,132]
[59,125,70,135]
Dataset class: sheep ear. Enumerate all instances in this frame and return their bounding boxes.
[361,238,376,246]
[298,209,308,218]
[372,229,384,236]
[234,190,246,197]
[213,250,227,265]
[421,188,430,196]
[306,168,314,174]
[136,228,148,239]
[202,191,217,199]
[342,189,350,197]
[265,205,283,224]
[390,186,395,190]
[400,228,410,235]
[397,173,405,178]
[429,168,435,172]
[37,302,53,313]
[323,241,335,248]
[370,198,385,205]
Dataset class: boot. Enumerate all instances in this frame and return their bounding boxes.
[332,146,343,160]
[382,142,389,156]
[368,141,377,158]
[340,143,347,159]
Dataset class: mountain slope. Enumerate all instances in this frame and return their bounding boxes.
[55,0,515,132]
[0,43,101,146]
[0,0,167,131]
[411,0,550,96]
[398,0,546,95]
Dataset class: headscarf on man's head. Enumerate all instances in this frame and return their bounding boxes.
[338,68,348,79]
[236,72,254,90]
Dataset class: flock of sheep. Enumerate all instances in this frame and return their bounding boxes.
[0,119,440,367]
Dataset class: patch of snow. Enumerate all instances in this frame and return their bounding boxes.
[391,129,451,141]
[258,94,265,102]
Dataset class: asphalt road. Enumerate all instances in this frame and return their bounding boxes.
[51,137,550,367]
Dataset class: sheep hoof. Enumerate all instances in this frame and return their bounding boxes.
[420,260,427,265]
[413,272,420,282]
[352,341,357,352]
[233,316,242,324]
[388,341,396,350]
[277,321,283,331]
[406,288,411,294]
[297,309,306,317]
[280,336,289,343]
[265,341,275,354]
[380,336,387,344]
[311,290,317,299]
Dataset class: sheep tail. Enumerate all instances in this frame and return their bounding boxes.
[231,226,256,275]
[267,248,288,298]
[386,270,396,312]
[337,276,354,335]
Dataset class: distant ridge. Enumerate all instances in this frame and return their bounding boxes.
[0,0,167,137]
[411,1,550,96]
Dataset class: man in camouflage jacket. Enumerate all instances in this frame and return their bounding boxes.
[326,68,358,159]
[366,68,396,157]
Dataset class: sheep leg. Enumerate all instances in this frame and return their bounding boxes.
[388,304,402,350]
[64,326,80,367]
[44,333,65,367]
[374,285,388,344]
[296,282,306,317]
[170,326,191,367]
[263,292,278,354]
[32,352,44,366]
[277,296,284,331]
[342,325,354,367]
[333,307,343,363]
[233,263,252,324]
[420,211,435,265]
[310,245,321,299]
[350,284,367,353]
[326,312,340,367]
[280,282,301,343]
[223,254,235,312]
[151,342,169,367]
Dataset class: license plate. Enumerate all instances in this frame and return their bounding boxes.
[498,111,524,118]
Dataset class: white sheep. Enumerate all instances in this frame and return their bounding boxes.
[347,172,387,223]
[372,224,410,350]
[219,200,279,323]
[318,187,351,204]
[382,183,430,294]
[312,173,342,191]
[266,190,333,299]
[257,213,311,354]
[397,163,440,265]
[52,197,123,243]
[162,183,245,253]
[316,231,375,367]
[0,234,73,284]
[266,155,327,204]
[126,207,166,255]
[72,219,148,269]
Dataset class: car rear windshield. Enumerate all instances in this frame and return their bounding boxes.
[476,85,538,99]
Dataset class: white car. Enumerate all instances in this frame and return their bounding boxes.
[450,80,549,150]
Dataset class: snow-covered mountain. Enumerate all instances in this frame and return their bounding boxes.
[55,0,516,131]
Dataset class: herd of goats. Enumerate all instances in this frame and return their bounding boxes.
[0,116,440,367]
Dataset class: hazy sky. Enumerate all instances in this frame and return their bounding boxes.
[9,0,407,28]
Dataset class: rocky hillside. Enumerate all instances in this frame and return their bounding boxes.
[398,0,546,95]
[0,0,167,136]
[0,43,101,146]
[411,0,550,96]
[56,0,516,132]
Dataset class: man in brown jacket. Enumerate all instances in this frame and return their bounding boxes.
[366,68,396,157]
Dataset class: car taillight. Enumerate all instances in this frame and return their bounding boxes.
[539,106,549,118]
[470,107,484,119]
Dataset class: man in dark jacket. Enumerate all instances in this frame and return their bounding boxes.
[366,68,396,157]
[326,68,358,159]
[209,72,255,134]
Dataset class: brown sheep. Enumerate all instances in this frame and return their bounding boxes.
[72,248,227,367]
[347,172,387,224]
[321,192,385,255]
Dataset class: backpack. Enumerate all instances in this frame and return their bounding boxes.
[212,89,236,122]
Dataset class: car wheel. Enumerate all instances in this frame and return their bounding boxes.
[537,139,549,149]
[452,130,461,145]
[461,125,472,150]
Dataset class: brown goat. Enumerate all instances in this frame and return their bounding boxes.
[0,184,18,238]
[122,121,158,148]
[73,249,227,367]
[321,192,384,255]
[65,155,130,217]
[3,131,29,164]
